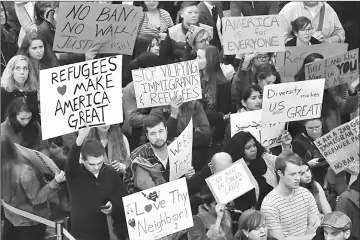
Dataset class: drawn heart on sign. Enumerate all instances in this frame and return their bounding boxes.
[128,218,136,228]
[144,204,152,212]
[57,85,67,95]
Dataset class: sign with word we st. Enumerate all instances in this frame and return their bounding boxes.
[314,116,359,174]
[169,118,193,181]
[132,60,202,108]
[40,56,123,140]
[206,159,257,204]
[230,110,285,148]
[53,2,142,55]
[123,178,193,240]
[261,79,325,124]
[222,15,285,55]
[276,43,348,82]
[305,49,359,88]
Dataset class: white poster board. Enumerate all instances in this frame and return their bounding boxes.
[261,79,325,124]
[314,116,359,174]
[40,55,123,140]
[168,118,193,181]
[206,159,257,204]
[122,178,193,240]
[132,60,202,108]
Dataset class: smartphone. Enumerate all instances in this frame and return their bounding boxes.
[99,205,110,210]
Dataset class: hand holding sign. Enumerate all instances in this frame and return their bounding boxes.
[85,45,100,61]
[307,158,319,167]
[348,77,359,94]
[215,203,226,219]
[281,130,292,147]
[77,124,91,146]
[185,166,195,180]
[170,95,184,118]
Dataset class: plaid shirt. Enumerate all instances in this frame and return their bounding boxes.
[123,143,170,194]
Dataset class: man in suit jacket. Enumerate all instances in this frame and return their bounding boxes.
[198,1,223,51]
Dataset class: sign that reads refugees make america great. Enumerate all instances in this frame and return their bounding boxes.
[132,60,202,108]
[123,178,193,240]
[40,55,123,140]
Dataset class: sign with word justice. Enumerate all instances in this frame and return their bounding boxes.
[40,55,123,140]
[261,79,325,124]
[53,2,142,54]
[123,178,193,240]
[132,60,202,108]
[168,118,193,181]
[230,110,285,148]
[276,43,348,82]
[314,116,359,174]
[206,159,257,204]
[222,15,285,55]
[305,49,359,88]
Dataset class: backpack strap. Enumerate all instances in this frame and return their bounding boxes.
[317,3,325,31]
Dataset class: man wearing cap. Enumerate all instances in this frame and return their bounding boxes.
[312,211,352,240]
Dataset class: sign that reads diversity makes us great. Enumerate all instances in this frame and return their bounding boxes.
[206,159,257,204]
[123,178,193,240]
[222,14,285,55]
[40,55,123,140]
[261,79,325,124]
[53,2,142,55]
[314,116,359,174]
[132,60,202,108]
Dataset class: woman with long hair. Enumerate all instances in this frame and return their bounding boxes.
[286,16,321,46]
[1,134,65,240]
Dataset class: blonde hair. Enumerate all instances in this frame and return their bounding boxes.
[1,55,39,92]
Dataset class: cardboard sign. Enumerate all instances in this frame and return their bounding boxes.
[206,159,257,204]
[314,116,359,174]
[276,43,348,82]
[168,118,193,181]
[222,15,285,55]
[40,55,123,140]
[53,2,142,55]
[306,49,359,88]
[122,178,193,240]
[132,60,202,108]
[230,110,285,148]
[261,79,325,124]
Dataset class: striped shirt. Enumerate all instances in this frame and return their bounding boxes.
[261,187,319,237]
[139,9,174,37]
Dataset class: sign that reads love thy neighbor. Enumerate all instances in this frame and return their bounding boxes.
[40,55,123,140]
[122,178,193,240]
[53,2,142,55]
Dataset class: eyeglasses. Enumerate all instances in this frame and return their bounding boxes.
[305,125,322,132]
[196,37,211,44]
[254,55,269,61]
[299,27,314,33]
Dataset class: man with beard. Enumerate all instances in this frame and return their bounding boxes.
[123,113,196,194]
[261,152,320,240]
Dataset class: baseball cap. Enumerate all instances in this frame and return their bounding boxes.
[320,211,352,230]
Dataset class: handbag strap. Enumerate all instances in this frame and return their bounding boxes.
[317,3,325,32]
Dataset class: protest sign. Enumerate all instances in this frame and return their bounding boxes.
[230,110,285,148]
[53,2,142,55]
[305,49,359,89]
[206,159,257,204]
[40,55,123,140]
[132,60,202,108]
[222,15,285,55]
[123,178,193,240]
[314,116,359,174]
[168,118,193,181]
[276,43,348,82]
[261,79,325,124]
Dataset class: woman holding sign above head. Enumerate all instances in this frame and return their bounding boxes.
[285,16,321,46]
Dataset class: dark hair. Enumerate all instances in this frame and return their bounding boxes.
[254,63,281,85]
[239,85,263,108]
[299,162,319,195]
[143,114,167,133]
[180,1,198,11]
[202,45,228,85]
[234,210,265,240]
[141,1,163,11]
[81,139,105,161]
[6,97,40,149]
[291,16,312,35]
[275,152,303,181]
[133,35,161,59]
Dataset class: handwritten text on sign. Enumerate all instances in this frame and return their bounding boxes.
[261,79,325,124]
[230,110,285,148]
[305,49,359,88]
[40,56,123,140]
[222,15,285,55]
[206,159,257,204]
[132,60,202,108]
[276,43,348,82]
[123,178,193,240]
[53,2,142,54]
[169,118,193,181]
[314,116,359,174]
